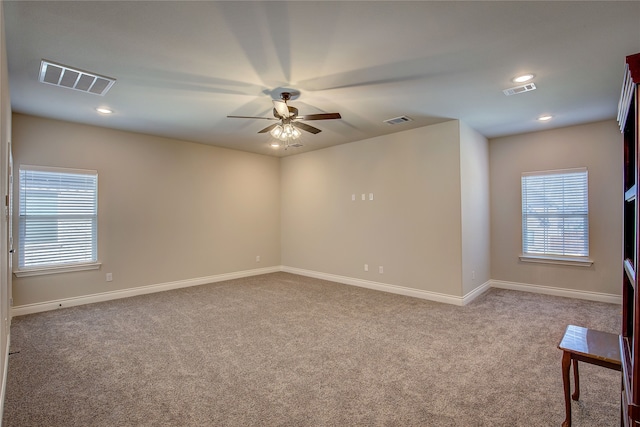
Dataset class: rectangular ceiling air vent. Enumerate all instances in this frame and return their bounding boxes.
[39,60,116,96]
[384,116,413,125]
[503,83,536,96]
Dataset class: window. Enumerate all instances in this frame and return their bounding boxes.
[17,165,99,275]
[521,168,591,266]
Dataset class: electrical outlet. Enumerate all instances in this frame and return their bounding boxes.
[364,264,369,272]
[472,270,476,280]
[106,273,113,282]
[379,266,384,274]
[256,255,261,262]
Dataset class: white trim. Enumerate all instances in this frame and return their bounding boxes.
[519,254,593,267]
[11,266,280,317]
[490,279,621,304]
[10,267,622,317]
[281,266,468,306]
[463,280,492,305]
[19,164,97,176]
[522,167,587,177]
[14,262,102,277]
[1,332,9,427]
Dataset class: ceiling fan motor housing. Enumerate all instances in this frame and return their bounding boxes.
[273,106,298,119]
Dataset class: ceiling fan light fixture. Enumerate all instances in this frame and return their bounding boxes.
[270,124,283,138]
[279,123,300,141]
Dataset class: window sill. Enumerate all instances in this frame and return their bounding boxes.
[519,254,593,267]
[14,262,102,278]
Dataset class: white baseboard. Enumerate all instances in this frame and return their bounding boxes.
[11,267,622,317]
[490,280,621,304]
[281,267,621,306]
[11,266,281,317]
[463,280,492,305]
[0,332,9,427]
[281,266,477,306]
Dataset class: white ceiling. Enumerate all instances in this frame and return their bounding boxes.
[4,1,640,157]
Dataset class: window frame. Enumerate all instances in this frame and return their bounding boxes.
[520,167,593,267]
[14,165,101,277]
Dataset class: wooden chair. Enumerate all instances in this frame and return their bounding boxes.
[558,324,621,427]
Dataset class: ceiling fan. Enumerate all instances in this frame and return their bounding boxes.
[227,92,341,147]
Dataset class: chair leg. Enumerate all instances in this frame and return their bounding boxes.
[572,360,580,401]
[562,351,572,427]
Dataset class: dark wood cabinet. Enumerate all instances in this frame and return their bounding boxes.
[619,52,640,427]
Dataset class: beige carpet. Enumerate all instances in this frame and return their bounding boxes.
[3,272,621,426]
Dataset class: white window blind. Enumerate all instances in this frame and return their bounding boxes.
[18,166,98,269]
[521,168,588,258]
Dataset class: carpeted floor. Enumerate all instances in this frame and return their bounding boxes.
[2,272,622,426]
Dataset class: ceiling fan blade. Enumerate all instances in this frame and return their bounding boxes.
[258,123,279,134]
[227,115,277,120]
[298,113,342,120]
[293,121,322,134]
[273,100,291,118]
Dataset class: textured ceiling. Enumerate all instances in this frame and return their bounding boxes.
[4,1,640,157]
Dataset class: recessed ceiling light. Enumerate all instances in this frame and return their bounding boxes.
[270,142,281,148]
[538,115,553,122]
[96,107,113,114]
[513,74,535,83]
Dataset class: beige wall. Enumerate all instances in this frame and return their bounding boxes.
[490,120,622,295]
[7,112,623,307]
[460,122,490,295]
[281,120,473,297]
[11,114,281,306]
